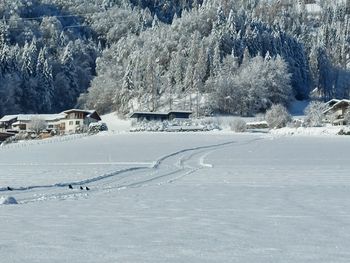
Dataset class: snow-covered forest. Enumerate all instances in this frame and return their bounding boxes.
[0,0,349,116]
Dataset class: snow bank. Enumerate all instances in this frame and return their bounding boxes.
[0,196,18,205]
[130,118,220,132]
[270,126,349,137]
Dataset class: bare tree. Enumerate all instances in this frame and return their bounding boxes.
[266,104,291,129]
[304,101,326,127]
[28,118,47,134]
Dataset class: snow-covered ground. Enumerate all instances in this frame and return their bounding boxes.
[101,112,131,132]
[1,130,350,262]
[270,126,347,137]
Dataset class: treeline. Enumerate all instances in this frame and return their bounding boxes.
[0,0,99,115]
[81,0,310,116]
[0,0,349,117]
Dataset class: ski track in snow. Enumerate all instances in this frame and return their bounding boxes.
[1,137,263,205]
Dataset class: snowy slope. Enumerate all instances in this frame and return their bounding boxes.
[1,132,350,262]
[100,112,131,132]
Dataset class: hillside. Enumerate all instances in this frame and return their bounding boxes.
[0,0,349,117]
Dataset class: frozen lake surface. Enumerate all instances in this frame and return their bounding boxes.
[1,132,350,262]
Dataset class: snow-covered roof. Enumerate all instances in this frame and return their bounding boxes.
[17,114,66,122]
[62,109,95,114]
[325,99,340,105]
[0,115,18,122]
[11,121,21,126]
[323,99,350,114]
[61,109,101,120]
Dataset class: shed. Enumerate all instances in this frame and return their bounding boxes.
[129,112,169,122]
[130,111,192,122]
[168,111,192,120]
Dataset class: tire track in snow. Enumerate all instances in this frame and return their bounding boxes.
[6,137,263,204]
[86,138,264,191]
[0,167,148,192]
[96,142,240,190]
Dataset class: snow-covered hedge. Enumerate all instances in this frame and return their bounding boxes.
[88,122,108,134]
[130,118,221,132]
[229,118,247,132]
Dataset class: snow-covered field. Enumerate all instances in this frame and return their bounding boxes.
[1,130,350,262]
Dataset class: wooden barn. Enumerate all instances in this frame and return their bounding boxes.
[130,111,192,122]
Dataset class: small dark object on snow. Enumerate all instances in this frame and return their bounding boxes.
[68,184,73,189]
[86,186,90,191]
[7,186,13,191]
[80,186,84,190]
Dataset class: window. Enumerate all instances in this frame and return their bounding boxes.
[69,121,73,125]
[76,121,80,125]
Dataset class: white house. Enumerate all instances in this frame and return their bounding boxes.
[59,109,101,133]
[0,109,101,134]
[11,114,66,132]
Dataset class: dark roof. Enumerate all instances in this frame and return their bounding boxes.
[87,111,102,121]
[62,109,101,121]
[168,110,192,114]
[0,115,18,123]
[130,111,192,118]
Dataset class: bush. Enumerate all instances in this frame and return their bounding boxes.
[229,118,247,132]
[287,119,303,128]
[88,122,108,134]
[304,101,326,127]
[130,118,221,132]
[265,104,291,129]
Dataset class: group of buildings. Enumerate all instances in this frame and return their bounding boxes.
[0,99,349,141]
[0,109,102,141]
[0,109,192,142]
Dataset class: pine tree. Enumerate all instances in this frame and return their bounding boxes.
[36,48,53,112]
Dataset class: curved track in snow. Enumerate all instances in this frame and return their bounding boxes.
[2,138,263,204]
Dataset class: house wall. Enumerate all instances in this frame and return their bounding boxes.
[12,122,28,131]
[61,111,88,133]
[66,112,85,120]
[2,110,100,134]
[61,119,84,133]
